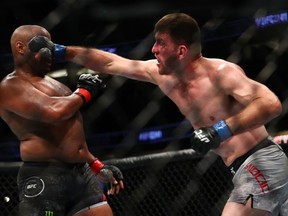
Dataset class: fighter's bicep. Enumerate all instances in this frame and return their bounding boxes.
[2,82,54,120]
[217,66,260,105]
[114,59,158,84]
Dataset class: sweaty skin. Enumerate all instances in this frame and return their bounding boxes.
[0,25,94,164]
[65,31,281,166]
[60,13,283,216]
[0,25,125,216]
[1,25,123,192]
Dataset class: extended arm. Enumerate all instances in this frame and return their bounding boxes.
[66,46,158,83]
[28,36,159,84]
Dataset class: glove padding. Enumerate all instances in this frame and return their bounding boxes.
[28,36,66,61]
[90,159,124,195]
[29,36,54,52]
[191,120,232,155]
[191,127,221,155]
[74,74,107,104]
[98,165,124,195]
[98,165,124,185]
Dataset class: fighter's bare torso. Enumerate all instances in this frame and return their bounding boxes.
[150,57,269,165]
[67,46,272,166]
[0,72,90,163]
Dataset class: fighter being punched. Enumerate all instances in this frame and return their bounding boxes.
[0,25,123,216]
[27,13,288,216]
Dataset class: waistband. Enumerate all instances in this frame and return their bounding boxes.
[228,137,275,175]
[22,161,86,169]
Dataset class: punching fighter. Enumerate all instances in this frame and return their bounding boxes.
[28,13,288,216]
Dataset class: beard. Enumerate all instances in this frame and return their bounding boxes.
[158,53,178,75]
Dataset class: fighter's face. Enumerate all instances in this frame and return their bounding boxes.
[27,36,53,76]
[34,50,53,75]
[151,32,180,75]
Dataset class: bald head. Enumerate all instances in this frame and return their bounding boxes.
[10,25,51,55]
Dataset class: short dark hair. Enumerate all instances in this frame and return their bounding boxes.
[154,13,201,47]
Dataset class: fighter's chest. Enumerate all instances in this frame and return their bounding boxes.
[30,77,70,96]
[167,79,226,124]
[170,78,219,105]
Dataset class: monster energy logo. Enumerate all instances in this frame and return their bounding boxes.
[45,211,54,216]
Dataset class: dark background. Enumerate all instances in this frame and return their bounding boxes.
[1,0,288,160]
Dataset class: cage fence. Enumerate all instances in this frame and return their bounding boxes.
[0,150,234,216]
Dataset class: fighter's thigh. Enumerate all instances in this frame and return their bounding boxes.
[221,198,271,216]
[73,203,114,216]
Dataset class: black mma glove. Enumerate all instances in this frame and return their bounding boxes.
[28,36,66,62]
[101,165,124,184]
[90,159,124,193]
[74,73,107,105]
[191,120,233,155]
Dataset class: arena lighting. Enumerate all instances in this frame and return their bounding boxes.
[137,121,193,143]
[48,68,98,78]
[100,47,117,53]
[138,129,163,141]
[255,12,288,28]
[48,69,68,78]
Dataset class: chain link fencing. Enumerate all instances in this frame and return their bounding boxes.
[0,150,233,216]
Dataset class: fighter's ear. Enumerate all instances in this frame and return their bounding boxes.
[177,44,188,60]
[15,41,25,55]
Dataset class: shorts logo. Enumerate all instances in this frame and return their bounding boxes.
[45,211,54,216]
[230,167,236,175]
[245,163,270,193]
[24,176,45,198]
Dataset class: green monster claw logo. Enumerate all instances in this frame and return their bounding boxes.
[45,211,54,216]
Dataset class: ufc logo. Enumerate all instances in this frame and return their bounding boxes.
[27,184,37,189]
[194,130,210,143]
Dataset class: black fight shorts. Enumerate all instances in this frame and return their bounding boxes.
[17,162,106,216]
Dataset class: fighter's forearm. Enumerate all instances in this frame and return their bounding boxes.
[46,94,84,122]
[226,97,282,134]
[65,46,114,72]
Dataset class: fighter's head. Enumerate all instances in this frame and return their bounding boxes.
[154,13,202,55]
[10,25,52,76]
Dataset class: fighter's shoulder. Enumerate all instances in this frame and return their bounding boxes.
[0,72,30,92]
[143,59,158,70]
[0,72,24,106]
[204,58,245,77]
[1,72,17,86]
[141,59,161,82]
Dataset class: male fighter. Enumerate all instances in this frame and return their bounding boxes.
[28,13,288,215]
[0,25,124,216]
